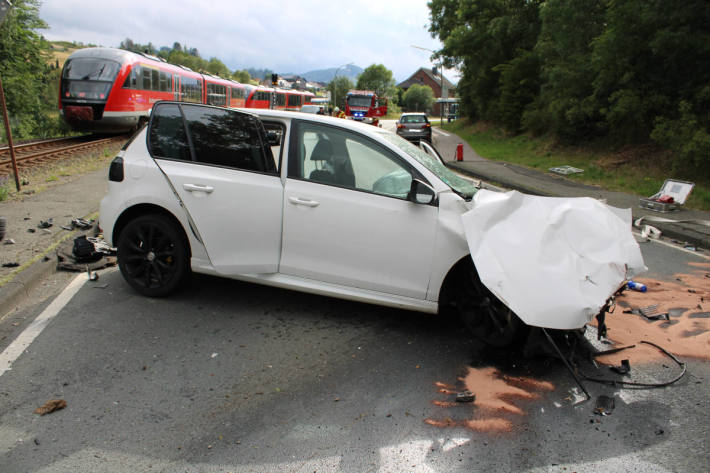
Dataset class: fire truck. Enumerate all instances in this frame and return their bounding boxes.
[344,90,387,125]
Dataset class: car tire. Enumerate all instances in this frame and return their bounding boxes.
[454,260,527,347]
[117,213,190,297]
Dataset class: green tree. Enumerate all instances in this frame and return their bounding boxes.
[429,0,543,123]
[355,64,395,98]
[327,75,354,111]
[206,57,230,77]
[523,0,606,140]
[402,84,435,112]
[232,69,251,84]
[0,0,58,142]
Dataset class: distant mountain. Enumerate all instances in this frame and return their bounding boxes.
[301,64,363,84]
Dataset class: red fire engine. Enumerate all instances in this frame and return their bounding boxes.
[344,90,387,124]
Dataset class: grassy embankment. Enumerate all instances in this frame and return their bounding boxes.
[436,119,710,211]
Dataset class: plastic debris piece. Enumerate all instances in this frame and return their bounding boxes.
[3,238,15,245]
[71,218,94,230]
[609,359,631,375]
[455,390,476,403]
[34,399,67,415]
[37,218,53,229]
[549,165,584,175]
[594,395,615,416]
[27,228,35,233]
[2,262,20,268]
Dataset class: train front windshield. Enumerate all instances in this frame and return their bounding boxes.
[61,58,121,101]
[347,95,372,108]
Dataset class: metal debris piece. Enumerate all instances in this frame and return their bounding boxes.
[3,238,14,245]
[609,359,631,375]
[34,399,67,415]
[594,395,615,416]
[455,390,476,403]
[86,266,98,281]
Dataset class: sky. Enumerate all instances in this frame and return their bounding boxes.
[39,0,456,83]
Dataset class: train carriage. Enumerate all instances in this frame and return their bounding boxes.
[60,47,323,133]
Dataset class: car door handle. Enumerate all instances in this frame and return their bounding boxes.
[288,196,319,207]
[183,183,214,194]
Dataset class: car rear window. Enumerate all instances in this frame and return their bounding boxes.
[401,115,427,124]
[149,103,276,174]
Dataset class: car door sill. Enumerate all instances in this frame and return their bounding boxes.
[191,263,438,314]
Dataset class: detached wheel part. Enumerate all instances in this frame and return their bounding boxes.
[117,214,189,297]
[455,262,527,347]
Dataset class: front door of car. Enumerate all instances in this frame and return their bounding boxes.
[149,103,283,274]
[280,120,438,299]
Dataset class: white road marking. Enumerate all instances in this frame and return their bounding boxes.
[633,231,710,260]
[0,273,86,378]
[433,128,450,137]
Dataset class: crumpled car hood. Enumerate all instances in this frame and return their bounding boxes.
[461,189,646,330]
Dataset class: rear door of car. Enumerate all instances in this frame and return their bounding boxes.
[148,102,283,274]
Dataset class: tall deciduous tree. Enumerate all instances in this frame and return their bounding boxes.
[0,0,56,141]
[355,64,395,98]
[402,84,435,113]
[327,76,354,111]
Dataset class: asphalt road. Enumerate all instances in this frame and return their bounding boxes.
[0,229,708,472]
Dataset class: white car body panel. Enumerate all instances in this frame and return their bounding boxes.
[462,189,647,329]
[281,178,437,299]
[155,160,283,274]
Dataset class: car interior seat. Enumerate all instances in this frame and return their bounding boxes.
[308,140,336,184]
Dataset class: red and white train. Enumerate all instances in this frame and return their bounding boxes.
[59,47,315,133]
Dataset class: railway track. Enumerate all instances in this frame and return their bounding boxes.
[0,135,127,176]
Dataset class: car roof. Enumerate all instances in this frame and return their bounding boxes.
[241,108,384,135]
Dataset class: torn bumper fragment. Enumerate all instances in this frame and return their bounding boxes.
[461,190,646,330]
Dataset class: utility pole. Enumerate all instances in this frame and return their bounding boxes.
[411,45,445,126]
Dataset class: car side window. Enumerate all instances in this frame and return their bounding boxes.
[182,105,276,174]
[289,121,413,199]
[148,103,190,161]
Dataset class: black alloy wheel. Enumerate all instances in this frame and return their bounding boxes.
[454,261,526,347]
[117,214,189,297]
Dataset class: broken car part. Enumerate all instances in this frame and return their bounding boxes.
[584,341,687,388]
[594,395,615,416]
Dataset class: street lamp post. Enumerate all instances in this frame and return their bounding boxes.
[332,62,353,112]
[0,0,20,192]
[411,45,444,127]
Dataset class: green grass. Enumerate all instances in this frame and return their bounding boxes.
[441,119,710,211]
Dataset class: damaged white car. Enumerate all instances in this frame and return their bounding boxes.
[99,103,645,346]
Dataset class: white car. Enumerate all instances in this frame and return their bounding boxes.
[99,102,645,346]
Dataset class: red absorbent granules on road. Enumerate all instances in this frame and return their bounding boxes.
[600,262,710,365]
[425,367,554,433]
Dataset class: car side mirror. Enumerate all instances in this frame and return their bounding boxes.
[409,179,436,205]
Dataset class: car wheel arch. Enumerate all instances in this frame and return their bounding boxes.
[113,204,192,260]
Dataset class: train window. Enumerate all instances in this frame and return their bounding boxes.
[275,93,286,107]
[149,103,190,161]
[180,76,202,103]
[206,83,227,106]
[62,58,120,81]
[287,94,301,107]
[181,105,275,174]
[159,71,171,92]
